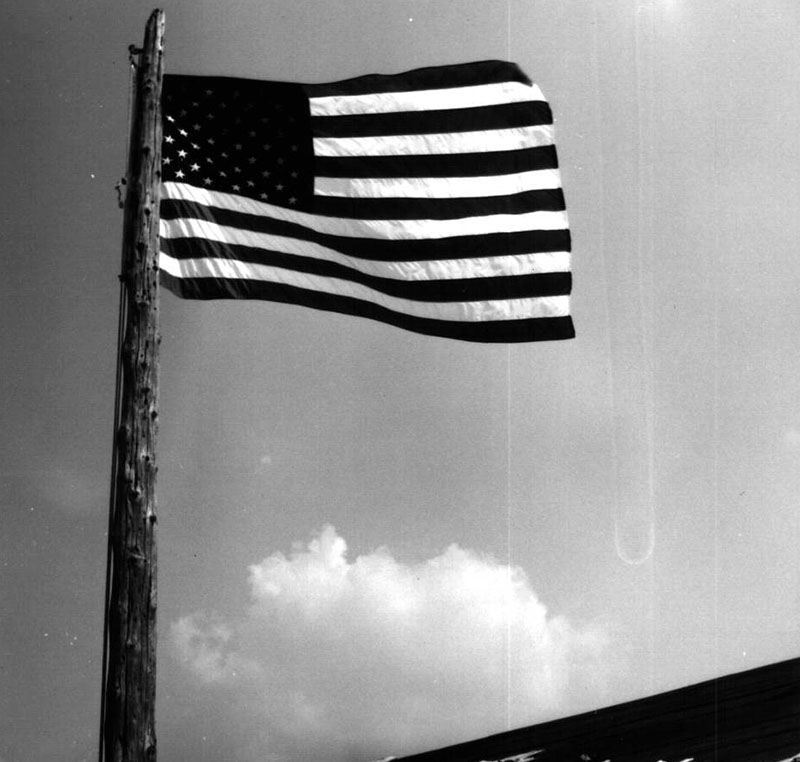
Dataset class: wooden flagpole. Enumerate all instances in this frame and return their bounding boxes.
[103,9,165,762]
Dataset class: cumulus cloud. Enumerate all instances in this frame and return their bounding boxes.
[170,526,611,762]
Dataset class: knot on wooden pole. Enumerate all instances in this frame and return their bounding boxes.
[115,178,127,209]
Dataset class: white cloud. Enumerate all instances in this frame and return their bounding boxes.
[170,526,611,762]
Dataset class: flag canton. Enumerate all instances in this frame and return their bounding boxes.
[161,75,314,208]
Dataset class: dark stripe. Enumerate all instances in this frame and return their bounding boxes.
[162,237,572,302]
[161,272,574,343]
[312,189,565,220]
[160,197,572,261]
[315,145,560,179]
[311,102,552,139]
[163,73,305,103]
[303,60,531,99]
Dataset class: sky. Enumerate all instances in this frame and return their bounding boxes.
[2,1,799,761]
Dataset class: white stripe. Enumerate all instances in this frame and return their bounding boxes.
[159,252,570,323]
[313,125,553,157]
[308,81,545,116]
[160,216,571,281]
[162,182,569,239]
[314,169,563,199]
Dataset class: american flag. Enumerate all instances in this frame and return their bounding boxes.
[159,60,573,343]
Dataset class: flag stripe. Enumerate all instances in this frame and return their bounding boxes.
[305,60,532,98]
[313,125,554,157]
[160,270,574,343]
[312,188,565,220]
[314,169,564,199]
[307,80,540,115]
[310,101,551,139]
[161,196,572,262]
[160,219,571,280]
[314,145,560,179]
[160,251,570,321]
[161,237,571,302]
[306,67,538,113]
[162,182,569,240]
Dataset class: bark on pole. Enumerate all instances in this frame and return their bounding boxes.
[104,9,165,762]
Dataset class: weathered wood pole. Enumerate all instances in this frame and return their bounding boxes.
[104,9,165,762]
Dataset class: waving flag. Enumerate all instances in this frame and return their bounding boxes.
[159,60,573,342]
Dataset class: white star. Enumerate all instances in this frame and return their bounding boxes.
[179,129,188,137]
[190,163,200,171]
[177,149,187,158]
[166,115,175,123]
[232,184,240,191]
[203,177,212,185]
[164,135,174,143]
[175,170,185,179]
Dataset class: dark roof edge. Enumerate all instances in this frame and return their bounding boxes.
[395,656,800,762]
